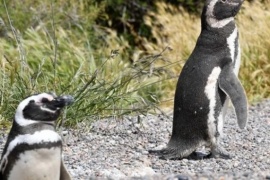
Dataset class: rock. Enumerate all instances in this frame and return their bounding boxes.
[1,100,270,180]
[97,168,126,179]
[125,166,155,177]
[167,174,190,180]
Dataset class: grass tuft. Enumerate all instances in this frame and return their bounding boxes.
[1,1,269,127]
[0,25,174,126]
[238,1,270,102]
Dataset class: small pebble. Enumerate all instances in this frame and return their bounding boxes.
[0,100,269,180]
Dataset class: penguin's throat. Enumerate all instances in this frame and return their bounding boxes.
[206,16,234,29]
[14,114,55,127]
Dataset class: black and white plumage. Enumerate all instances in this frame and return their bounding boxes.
[0,93,74,180]
[150,0,247,159]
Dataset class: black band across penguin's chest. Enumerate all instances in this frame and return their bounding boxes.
[2,141,62,178]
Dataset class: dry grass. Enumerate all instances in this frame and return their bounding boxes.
[143,1,270,110]
[0,25,170,126]
[1,1,269,125]
[238,1,270,102]
[0,0,175,126]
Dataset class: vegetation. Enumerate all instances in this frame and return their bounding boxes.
[238,1,270,102]
[143,1,270,107]
[0,0,269,126]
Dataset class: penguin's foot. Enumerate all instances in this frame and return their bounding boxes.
[209,146,233,159]
[149,148,177,160]
[149,147,193,160]
[187,150,211,160]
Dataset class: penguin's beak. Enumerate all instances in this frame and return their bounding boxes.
[51,95,74,108]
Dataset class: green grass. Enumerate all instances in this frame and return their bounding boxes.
[0,0,175,126]
[0,25,174,126]
[1,1,269,127]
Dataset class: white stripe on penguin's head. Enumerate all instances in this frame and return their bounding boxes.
[205,0,244,28]
[15,93,56,126]
[206,0,233,28]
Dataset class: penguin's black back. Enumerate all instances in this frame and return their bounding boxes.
[171,17,237,141]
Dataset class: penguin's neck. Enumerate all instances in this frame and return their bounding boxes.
[201,5,236,30]
[12,120,56,136]
[206,17,234,29]
[197,19,237,50]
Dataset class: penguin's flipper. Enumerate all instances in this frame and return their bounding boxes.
[218,64,248,129]
[60,160,72,180]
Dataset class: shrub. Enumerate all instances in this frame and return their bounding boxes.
[0,1,174,126]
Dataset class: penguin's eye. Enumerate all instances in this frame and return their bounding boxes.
[41,98,49,103]
[221,0,227,3]
[29,100,35,103]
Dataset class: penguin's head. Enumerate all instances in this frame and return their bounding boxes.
[203,0,244,28]
[15,93,74,126]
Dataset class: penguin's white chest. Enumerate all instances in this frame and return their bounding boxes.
[8,148,61,180]
[226,27,241,74]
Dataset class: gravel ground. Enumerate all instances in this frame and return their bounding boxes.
[1,99,270,179]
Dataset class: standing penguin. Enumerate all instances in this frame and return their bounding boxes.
[150,0,247,159]
[0,93,74,180]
